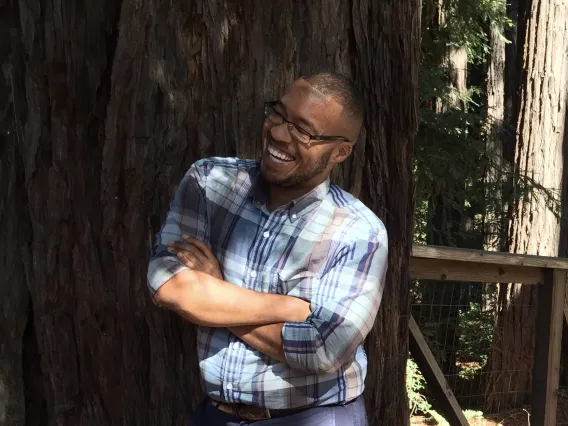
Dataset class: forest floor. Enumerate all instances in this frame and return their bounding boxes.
[410,394,568,425]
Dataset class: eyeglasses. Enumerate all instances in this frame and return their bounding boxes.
[263,101,351,145]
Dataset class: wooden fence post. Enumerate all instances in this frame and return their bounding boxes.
[531,269,566,426]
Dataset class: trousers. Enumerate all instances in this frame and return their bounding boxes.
[190,397,369,426]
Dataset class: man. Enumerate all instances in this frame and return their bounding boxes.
[147,72,388,426]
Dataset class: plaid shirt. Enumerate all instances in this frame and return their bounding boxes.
[147,157,388,409]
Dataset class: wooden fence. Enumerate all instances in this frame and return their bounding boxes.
[409,244,568,426]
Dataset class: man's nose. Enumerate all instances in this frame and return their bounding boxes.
[270,123,292,143]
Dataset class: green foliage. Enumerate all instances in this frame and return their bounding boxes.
[457,303,495,379]
[414,85,487,245]
[407,358,432,416]
[413,0,518,248]
[465,410,484,420]
[417,317,453,366]
[415,0,562,247]
[407,357,485,423]
[422,0,512,64]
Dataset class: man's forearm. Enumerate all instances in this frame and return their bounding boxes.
[153,269,310,327]
[230,323,287,363]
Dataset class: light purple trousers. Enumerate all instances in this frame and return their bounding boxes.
[190,397,369,426]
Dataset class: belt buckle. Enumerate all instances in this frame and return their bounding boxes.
[237,404,271,421]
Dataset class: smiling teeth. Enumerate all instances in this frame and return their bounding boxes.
[268,144,294,162]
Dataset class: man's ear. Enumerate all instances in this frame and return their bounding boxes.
[331,142,353,164]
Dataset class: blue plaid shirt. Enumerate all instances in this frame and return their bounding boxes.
[147,157,388,409]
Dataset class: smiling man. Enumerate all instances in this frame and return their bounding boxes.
[147,72,388,426]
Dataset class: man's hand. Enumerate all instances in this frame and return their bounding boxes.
[168,235,223,280]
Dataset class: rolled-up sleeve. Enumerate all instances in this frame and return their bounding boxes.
[147,161,209,295]
[281,226,388,373]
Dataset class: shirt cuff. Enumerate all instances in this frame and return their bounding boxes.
[147,255,190,295]
[281,321,320,372]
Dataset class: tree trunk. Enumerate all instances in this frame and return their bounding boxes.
[483,20,506,253]
[0,68,30,426]
[3,1,420,425]
[0,2,35,424]
[484,0,568,413]
[503,0,520,164]
[352,3,420,424]
[481,10,510,318]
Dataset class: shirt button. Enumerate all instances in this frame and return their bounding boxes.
[226,383,233,390]
[291,214,297,219]
[263,231,270,238]
[232,344,238,351]
[250,271,257,278]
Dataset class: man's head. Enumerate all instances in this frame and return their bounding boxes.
[260,72,364,189]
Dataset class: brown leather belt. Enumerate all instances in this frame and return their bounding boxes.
[210,399,309,421]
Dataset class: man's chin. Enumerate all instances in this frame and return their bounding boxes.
[260,165,291,188]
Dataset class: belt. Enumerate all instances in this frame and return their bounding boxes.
[209,399,310,421]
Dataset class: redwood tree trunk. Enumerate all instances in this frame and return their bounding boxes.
[353,2,420,424]
[483,19,506,253]
[3,1,420,425]
[484,0,568,413]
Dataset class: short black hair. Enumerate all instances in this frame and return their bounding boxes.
[302,71,364,124]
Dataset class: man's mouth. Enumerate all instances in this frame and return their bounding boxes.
[267,141,295,164]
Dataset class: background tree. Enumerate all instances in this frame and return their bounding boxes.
[484,0,568,412]
[1,1,420,425]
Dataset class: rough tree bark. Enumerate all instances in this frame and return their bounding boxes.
[2,1,420,425]
[0,27,28,426]
[503,0,520,163]
[483,0,521,253]
[484,0,568,413]
[1,1,38,424]
[352,2,420,424]
[481,5,513,319]
[483,20,506,253]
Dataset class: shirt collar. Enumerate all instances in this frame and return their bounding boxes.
[249,167,330,221]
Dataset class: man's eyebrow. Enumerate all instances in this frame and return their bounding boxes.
[276,100,318,133]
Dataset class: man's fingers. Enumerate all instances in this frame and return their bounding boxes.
[177,252,193,268]
[170,237,222,279]
[168,241,208,264]
[177,251,203,269]
[182,234,215,260]
[168,241,191,252]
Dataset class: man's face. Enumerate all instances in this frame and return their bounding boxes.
[260,79,351,188]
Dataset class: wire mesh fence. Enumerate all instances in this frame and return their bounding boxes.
[409,278,545,425]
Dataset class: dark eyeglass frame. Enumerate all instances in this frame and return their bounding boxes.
[263,101,351,144]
